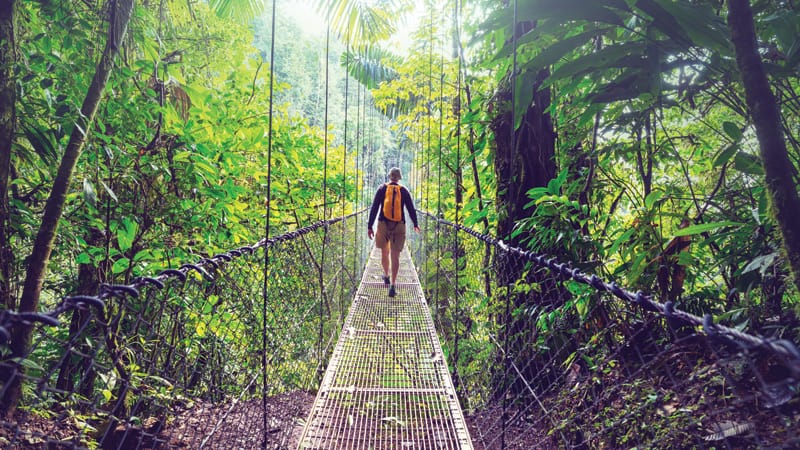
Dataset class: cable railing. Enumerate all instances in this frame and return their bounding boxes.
[0,210,367,449]
[415,210,800,449]
[5,206,798,449]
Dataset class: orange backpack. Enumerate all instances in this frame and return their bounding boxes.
[383,183,403,222]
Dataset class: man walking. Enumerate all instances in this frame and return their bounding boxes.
[367,167,420,297]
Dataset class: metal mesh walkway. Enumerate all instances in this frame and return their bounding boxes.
[298,248,473,449]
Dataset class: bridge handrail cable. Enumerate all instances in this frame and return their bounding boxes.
[418,209,800,375]
[0,208,368,343]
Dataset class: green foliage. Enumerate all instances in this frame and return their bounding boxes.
[4,0,800,446]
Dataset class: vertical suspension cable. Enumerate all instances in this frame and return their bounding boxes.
[354,82,361,274]
[453,0,462,388]
[368,95,372,185]
[370,94,376,185]
[437,9,447,330]
[426,6,433,215]
[318,20,331,384]
[502,1,519,448]
[261,0,277,447]
[341,32,350,327]
[425,5,434,302]
[359,83,366,266]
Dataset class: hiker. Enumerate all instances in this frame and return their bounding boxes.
[367,167,420,297]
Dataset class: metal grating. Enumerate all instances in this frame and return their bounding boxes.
[299,248,473,449]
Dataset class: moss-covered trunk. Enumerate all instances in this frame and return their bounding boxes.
[0,0,16,312]
[727,0,800,292]
[0,0,135,418]
[490,66,558,398]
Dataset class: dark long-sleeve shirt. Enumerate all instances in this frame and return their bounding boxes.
[367,182,419,229]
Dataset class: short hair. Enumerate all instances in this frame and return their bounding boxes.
[388,167,402,181]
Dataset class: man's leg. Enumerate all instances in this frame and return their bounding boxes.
[390,222,407,286]
[376,221,391,281]
[390,248,401,285]
[381,246,390,279]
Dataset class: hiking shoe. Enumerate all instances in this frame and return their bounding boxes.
[388,285,396,297]
[383,275,390,285]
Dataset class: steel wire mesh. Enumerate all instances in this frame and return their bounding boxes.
[298,248,473,449]
[0,212,367,449]
[414,212,800,449]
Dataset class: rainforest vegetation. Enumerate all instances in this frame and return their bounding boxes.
[1,0,799,447]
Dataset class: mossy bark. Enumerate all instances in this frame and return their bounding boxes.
[727,0,800,293]
[490,66,558,398]
[0,0,16,311]
[492,69,557,247]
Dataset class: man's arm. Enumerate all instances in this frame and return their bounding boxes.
[402,187,420,231]
[367,185,384,232]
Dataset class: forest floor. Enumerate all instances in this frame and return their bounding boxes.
[6,383,795,448]
[0,391,317,449]
[0,391,581,449]
[158,390,535,449]
[160,390,316,449]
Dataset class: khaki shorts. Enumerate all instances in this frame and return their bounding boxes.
[375,220,406,251]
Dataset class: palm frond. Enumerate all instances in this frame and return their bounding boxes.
[341,44,401,89]
[208,0,266,24]
[314,0,413,45]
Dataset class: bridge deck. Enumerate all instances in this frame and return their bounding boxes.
[298,248,473,449]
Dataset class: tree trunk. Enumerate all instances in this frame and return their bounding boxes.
[727,0,800,292]
[0,0,16,311]
[0,0,135,418]
[493,69,557,247]
[55,227,104,397]
[490,67,558,398]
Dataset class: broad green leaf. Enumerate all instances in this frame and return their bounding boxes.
[112,257,130,274]
[644,191,663,209]
[722,121,742,141]
[628,252,648,285]
[515,0,626,27]
[20,121,58,165]
[13,357,44,372]
[733,152,764,176]
[673,221,741,237]
[634,0,692,47]
[491,20,577,63]
[651,0,731,55]
[713,144,739,167]
[548,41,647,85]
[608,228,635,257]
[76,253,91,265]
[520,26,608,77]
[588,70,653,103]
[117,218,138,252]
[742,252,780,276]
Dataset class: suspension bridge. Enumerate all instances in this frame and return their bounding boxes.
[1,210,799,449]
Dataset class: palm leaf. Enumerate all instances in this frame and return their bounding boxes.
[208,0,266,23]
[315,0,412,45]
[341,44,402,89]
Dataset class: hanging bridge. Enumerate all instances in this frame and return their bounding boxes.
[1,210,799,449]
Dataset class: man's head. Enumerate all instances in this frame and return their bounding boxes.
[388,167,402,182]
